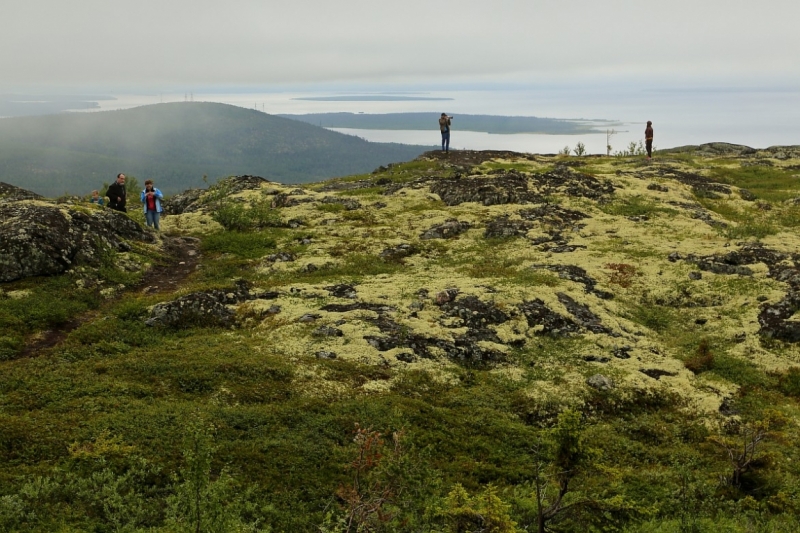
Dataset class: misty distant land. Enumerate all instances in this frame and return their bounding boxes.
[0,94,115,117]
[0,102,432,197]
[280,112,614,134]
[292,95,453,101]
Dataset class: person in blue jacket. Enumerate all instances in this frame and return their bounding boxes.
[140,179,164,230]
[90,190,105,206]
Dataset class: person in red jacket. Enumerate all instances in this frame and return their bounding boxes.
[140,179,164,230]
[645,121,654,160]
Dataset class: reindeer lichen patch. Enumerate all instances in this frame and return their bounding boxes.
[6,289,31,300]
[163,211,222,234]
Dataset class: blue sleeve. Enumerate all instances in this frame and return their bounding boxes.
[140,190,146,202]
[155,188,164,199]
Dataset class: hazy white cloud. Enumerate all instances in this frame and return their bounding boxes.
[2,0,798,86]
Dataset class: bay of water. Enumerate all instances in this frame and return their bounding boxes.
[92,87,800,154]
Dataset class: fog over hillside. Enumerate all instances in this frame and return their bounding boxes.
[0,102,430,196]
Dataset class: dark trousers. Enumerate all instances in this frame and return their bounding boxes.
[441,131,450,152]
[646,140,653,158]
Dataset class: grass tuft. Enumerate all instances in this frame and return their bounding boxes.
[201,230,277,259]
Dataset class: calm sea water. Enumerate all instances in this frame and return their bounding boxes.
[92,88,800,155]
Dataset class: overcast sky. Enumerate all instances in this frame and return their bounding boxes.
[3,0,799,89]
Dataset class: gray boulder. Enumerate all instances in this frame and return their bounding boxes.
[161,188,205,215]
[0,201,155,282]
[0,182,42,201]
[145,280,270,328]
[162,175,273,215]
[484,216,533,238]
[420,219,471,240]
[320,196,362,211]
[429,173,542,206]
[586,374,614,391]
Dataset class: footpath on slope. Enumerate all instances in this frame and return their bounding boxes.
[19,235,200,358]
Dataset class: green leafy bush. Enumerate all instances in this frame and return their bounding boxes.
[684,339,715,374]
[600,195,676,217]
[212,200,283,231]
[778,367,800,397]
[201,231,277,259]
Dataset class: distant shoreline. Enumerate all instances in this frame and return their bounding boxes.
[292,95,453,102]
[280,112,617,135]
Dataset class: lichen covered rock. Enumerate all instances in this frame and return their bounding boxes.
[145,280,274,328]
[0,201,155,282]
[420,219,471,240]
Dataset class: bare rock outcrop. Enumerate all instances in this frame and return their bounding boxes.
[430,172,542,206]
[420,219,471,240]
[0,182,42,202]
[145,280,276,328]
[162,175,273,214]
[161,188,205,215]
[0,201,155,282]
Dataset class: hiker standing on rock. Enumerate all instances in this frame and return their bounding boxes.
[439,113,452,153]
[106,173,127,212]
[645,121,654,160]
[141,179,164,230]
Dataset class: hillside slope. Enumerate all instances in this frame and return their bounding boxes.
[2,144,800,531]
[0,102,429,196]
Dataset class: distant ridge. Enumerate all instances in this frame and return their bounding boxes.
[0,102,430,196]
[279,112,613,134]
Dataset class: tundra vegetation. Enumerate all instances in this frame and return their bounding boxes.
[2,143,800,532]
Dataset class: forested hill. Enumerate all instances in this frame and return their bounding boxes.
[0,102,430,196]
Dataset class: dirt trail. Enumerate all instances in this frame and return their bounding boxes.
[19,235,201,357]
[139,236,201,295]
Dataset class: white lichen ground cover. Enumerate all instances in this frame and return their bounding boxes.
[167,149,800,417]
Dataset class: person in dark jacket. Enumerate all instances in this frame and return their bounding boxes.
[106,173,127,212]
[439,113,452,153]
[645,121,654,160]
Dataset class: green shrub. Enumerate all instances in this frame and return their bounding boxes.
[710,355,768,387]
[201,231,277,259]
[439,483,517,533]
[711,166,800,202]
[601,196,676,217]
[628,304,673,333]
[0,335,23,361]
[724,221,777,240]
[341,209,377,225]
[212,200,282,231]
[316,203,346,214]
[113,299,151,321]
[778,367,800,397]
[684,339,715,374]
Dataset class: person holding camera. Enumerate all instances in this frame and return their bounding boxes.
[439,113,452,153]
[140,179,164,230]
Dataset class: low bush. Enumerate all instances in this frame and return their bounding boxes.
[606,263,637,288]
[212,200,283,231]
[684,339,715,374]
[201,230,277,259]
[778,367,800,397]
[601,195,676,218]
